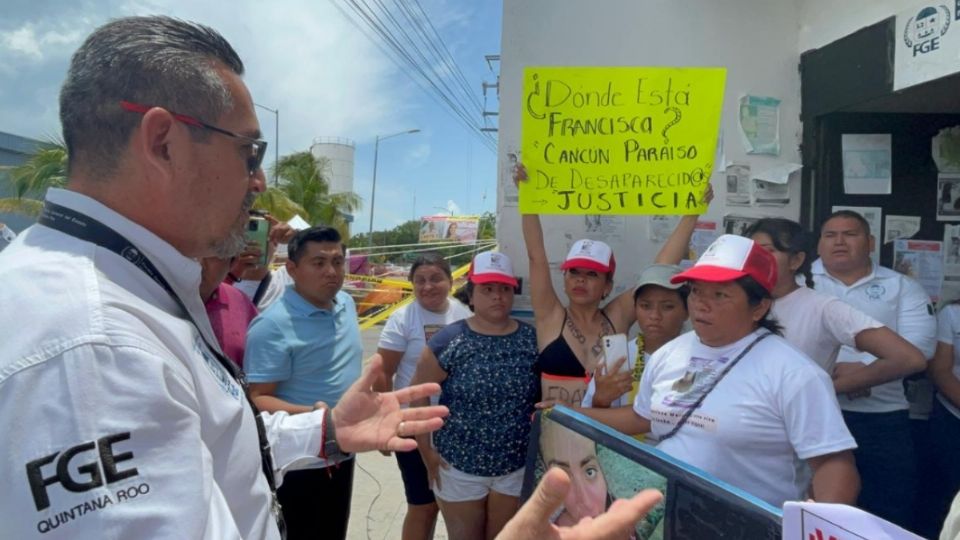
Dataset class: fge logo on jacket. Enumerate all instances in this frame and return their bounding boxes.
[26,432,139,511]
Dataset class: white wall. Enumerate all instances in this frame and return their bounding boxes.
[798,0,914,52]
[497,0,804,312]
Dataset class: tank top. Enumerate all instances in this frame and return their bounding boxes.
[536,310,616,377]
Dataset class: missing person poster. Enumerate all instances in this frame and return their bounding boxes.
[523,407,782,539]
[519,66,725,215]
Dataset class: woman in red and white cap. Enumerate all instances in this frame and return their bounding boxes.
[515,163,712,409]
[583,235,860,508]
[408,251,539,540]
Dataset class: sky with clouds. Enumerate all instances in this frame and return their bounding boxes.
[0,0,501,232]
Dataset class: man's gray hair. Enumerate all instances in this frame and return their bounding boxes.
[60,16,244,176]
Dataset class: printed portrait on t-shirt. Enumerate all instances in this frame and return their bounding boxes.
[423,324,444,342]
[662,356,729,409]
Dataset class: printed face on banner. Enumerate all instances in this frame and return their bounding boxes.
[536,418,668,538]
[520,67,726,215]
[418,216,480,244]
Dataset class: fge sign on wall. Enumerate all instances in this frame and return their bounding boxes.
[895,2,960,90]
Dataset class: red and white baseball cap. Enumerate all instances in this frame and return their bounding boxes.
[469,251,519,287]
[560,239,616,276]
[670,234,777,292]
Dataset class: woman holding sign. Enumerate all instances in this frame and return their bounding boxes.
[582,235,860,507]
[516,162,709,409]
[409,251,539,540]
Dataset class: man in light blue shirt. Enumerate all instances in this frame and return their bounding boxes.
[245,225,362,540]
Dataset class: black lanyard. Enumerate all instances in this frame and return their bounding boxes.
[39,201,285,536]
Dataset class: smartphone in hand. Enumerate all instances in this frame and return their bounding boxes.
[601,333,631,374]
[245,216,270,266]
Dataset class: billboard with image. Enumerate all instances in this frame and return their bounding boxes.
[419,215,479,244]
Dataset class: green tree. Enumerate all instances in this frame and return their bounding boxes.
[477,211,496,240]
[254,151,361,237]
[0,141,67,217]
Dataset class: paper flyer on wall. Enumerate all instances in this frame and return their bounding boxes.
[893,239,943,302]
[723,214,760,237]
[938,173,960,221]
[738,95,780,155]
[583,215,624,243]
[832,206,882,265]
[750,163,800,207]
[725,163,751,206]
[752,180,790,206]
[933,126,960,173]
[782,501,922,540]
[502,150,521,208]
[648,215,681,243]
[945,225,960,275]
[944,224,960,306]
[884,215,921,244]
[842,134,892,195]
[684,221,721,267]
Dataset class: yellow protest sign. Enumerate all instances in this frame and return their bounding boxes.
[520,66,726,215]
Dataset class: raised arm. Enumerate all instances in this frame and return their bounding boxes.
[655,184,712,265]
[605,184,713,328]
[516,163,564,323]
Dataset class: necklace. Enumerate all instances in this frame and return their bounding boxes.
[565,310,613,358]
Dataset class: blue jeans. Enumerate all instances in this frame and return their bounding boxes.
[842,410,916,531]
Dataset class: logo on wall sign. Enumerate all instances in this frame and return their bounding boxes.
[865,283,886,300]
[904,5,952,56]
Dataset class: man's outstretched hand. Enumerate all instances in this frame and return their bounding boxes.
[497,467,662,540]
[332,354,449,453]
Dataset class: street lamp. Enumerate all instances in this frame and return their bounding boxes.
[368,128,420,245]
[254,103,279,185]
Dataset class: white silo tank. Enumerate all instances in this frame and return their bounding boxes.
[310,137,355,195]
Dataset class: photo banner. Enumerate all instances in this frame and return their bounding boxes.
[520,66,726,215]
[418,215,480,244]
[524,407,782,539]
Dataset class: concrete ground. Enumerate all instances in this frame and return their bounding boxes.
[347,326,448,540]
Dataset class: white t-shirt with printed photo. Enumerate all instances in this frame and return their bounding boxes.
[772,286,883,373]
[633,329,856,507]
[378,298,472,392]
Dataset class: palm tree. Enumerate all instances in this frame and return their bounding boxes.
[254,151,361,236]
[0,141,67,217]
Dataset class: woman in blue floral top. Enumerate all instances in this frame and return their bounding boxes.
[411,251,539,540]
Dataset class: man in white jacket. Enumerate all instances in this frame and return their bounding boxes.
[0,16,448,539]
[0,15,665,540]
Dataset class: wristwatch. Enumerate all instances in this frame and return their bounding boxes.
[322,408,349,460]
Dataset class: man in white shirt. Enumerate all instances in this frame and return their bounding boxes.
[0,16,448,539]
[812,210,937,530]
[0,15,667,540]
